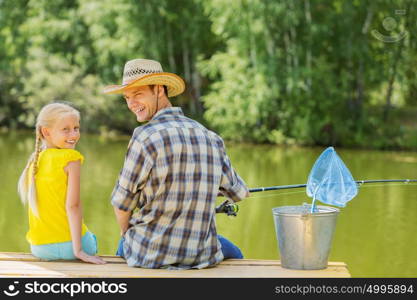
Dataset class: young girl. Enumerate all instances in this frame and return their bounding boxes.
[18,102,105,264]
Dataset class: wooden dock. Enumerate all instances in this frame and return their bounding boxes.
[0,252,350,278]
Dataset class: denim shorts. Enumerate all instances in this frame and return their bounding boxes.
[30,231,98,261]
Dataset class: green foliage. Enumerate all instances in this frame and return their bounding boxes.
[0,0,416,149]
[198,0,416,149]
[15,48,136,133]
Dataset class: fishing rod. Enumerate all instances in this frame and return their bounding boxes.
[216,179,417,216]
[249,179,417,193]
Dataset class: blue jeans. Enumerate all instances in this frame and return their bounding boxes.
[31,231,98,261]
[116,234,243,259]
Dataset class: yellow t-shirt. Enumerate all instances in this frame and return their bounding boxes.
[26,148,88,245]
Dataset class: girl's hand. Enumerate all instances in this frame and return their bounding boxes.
[75,250,106,265]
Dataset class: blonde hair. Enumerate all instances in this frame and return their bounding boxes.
[18,102,80,217]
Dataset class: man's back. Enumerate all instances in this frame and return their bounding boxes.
[111,107,248,269]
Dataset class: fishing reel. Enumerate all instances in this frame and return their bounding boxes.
[215,200,239,217]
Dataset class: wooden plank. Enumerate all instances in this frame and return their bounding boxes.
[0,261,350,278]
[0,252,124,264]
[0,252,350,278]
[0,253,347,267]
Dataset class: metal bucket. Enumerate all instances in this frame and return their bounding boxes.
[272,204,340,270]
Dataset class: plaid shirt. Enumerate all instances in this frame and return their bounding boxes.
[111,107,248,269]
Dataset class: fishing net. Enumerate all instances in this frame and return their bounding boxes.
[306,147,358,209]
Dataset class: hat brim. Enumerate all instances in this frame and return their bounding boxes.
[102,72,185,97]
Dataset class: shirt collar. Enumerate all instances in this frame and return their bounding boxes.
[152,107,184,120]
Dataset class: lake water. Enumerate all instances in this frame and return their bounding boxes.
[1,131,416,277]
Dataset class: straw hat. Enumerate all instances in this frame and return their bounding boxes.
[103,59,185,97]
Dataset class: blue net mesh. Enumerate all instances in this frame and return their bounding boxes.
[307,147,358,209]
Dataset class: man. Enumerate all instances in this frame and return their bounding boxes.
[103,59,249,269]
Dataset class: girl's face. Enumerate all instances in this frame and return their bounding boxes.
[42,113,80,149]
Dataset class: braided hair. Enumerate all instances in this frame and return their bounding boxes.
[17,102,80,217]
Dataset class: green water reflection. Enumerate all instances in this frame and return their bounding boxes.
[1,132,416,277]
